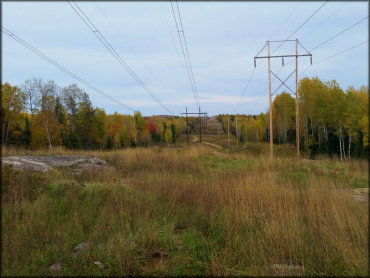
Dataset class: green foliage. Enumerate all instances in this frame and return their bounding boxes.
[1,148,368,276]
[3,76,368,158]
[1,165,49,203]
[23,116,32,148]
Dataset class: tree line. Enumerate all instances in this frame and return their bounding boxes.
[2,77,368,159]
[217,77,368,159]
[1,78,186,150]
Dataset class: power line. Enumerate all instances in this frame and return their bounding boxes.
[170,0,200,109]
[92,3,137,55]
[314,40,368,65]
[237,2,327,112]
[271,1,328,54]
[270,2,301,40]
[1,26,135,113]
[175,1,200,108]
[310,16,368,52]
[302,2,348,38]
[176,0,200,107]
[286,41,368,90]
[68,1,174,115]
[235,67,256,113]
[93,2,170,91]
[279,15,369,70]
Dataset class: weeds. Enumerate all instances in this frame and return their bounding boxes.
[1,145,368,276]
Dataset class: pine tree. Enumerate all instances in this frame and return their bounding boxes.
[23,116,31,148]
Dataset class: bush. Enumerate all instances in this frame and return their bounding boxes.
[2,165,49,203]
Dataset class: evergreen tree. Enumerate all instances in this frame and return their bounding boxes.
[23,116,31,148]
[171,123,176,143]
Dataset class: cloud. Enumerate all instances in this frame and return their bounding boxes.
[120,94,267,108]
[2,1,368,116]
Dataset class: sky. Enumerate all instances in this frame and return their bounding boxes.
[2,1,369,116]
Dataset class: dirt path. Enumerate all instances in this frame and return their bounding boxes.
[202,142,223,149]
[191,135,223,149]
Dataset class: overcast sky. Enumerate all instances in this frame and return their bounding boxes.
[2,1,368,116]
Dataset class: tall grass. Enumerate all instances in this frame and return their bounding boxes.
[1,145,368,276]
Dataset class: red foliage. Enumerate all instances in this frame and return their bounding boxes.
[148,121,157,135]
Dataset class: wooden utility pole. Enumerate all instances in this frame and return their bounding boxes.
[236,117,238,144]
[186,106,189,145]
[181,110,207,144]
[199,106,202,143]
[254,39,311,160]
[295,39,300,159]
[227,116,230,148]
[267,41,273,159]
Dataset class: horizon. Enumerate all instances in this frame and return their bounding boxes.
[2,1,368,117]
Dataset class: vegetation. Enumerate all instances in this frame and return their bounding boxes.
[1,75,368,276]
[218,77,368,159]
[2,145,368,276]
[2,77,368,159]
[1,79,186,151]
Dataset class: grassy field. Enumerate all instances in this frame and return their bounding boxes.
[1,138,369,276]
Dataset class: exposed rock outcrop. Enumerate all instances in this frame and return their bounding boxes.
[2,155,107,173]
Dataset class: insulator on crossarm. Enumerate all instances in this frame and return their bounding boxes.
[282,57,284,67]
[254,59,256,68]
[310,56,312,65]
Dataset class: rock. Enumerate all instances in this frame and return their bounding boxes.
[3,156,52,172]
[49,262,61,271]
[72,241,91,256]
[354,194,368,202]
[342,188,368,203]
[2,155,107,173]
[269,264,304,276]
[94,261,104,269]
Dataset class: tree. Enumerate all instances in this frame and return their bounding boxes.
[23,116,31,148]
[62,83,83,135]
[272,92,295,144]
[22,78,41,118]
[36,80,60,149]
[170,123,176,143]
[164,127,172,145]
[359,115,368,148]
[54,95,66,125]
[134,111,146,145]
[1,83,26,145]
[30,113,62,149]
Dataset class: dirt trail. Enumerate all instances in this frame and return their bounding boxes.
[191,136,223,149]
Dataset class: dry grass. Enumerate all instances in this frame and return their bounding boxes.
[1,144,368,276]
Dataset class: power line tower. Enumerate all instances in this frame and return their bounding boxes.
[181,108,207,145]
[254,39,312,159]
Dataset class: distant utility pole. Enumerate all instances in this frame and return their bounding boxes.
[199,107,202,143]
[181,109,207,144]
[236,117,239,144]
[227,116,230,148]
[254,39,312,159]
[186,107,189,145]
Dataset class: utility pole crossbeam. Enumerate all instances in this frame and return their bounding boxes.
[254,39,312,160]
